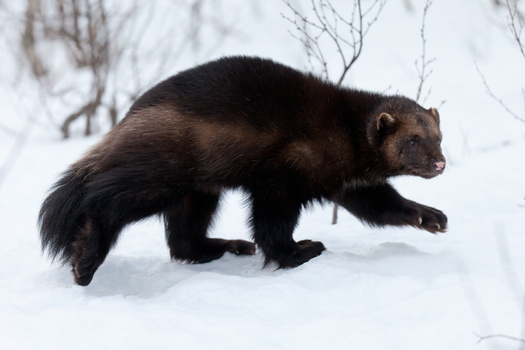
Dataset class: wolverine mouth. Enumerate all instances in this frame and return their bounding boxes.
[407,165,439,179]
[408,165,421,175]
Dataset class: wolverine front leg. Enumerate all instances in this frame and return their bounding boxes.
[334,182,447,233]
[249,190,325,268]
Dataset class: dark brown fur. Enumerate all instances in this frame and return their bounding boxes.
[39,56,447,286]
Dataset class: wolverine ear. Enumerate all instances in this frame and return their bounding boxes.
[376,112,396,132]
[429,107,440,124]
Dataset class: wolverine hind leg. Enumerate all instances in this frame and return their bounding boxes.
[164,190,255,263]
[71,217,123,286]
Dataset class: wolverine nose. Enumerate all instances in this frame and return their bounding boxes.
[433,161,446,172]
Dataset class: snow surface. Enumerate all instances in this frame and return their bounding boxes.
[1,0,525,349]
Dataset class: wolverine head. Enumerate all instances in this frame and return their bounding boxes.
[370,98,446,179]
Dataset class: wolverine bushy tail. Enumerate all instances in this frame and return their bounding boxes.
[38,168,88,264]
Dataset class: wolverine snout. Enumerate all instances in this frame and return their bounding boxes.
[433,161,445,172]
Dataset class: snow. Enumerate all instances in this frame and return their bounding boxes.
[1,0,525,349]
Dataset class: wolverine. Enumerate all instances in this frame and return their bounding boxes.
[39,56,447,286]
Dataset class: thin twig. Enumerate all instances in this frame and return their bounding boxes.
[506,0,525,60]
[415,0,435,103]
[475,63,525,123]
[476,333,525,344]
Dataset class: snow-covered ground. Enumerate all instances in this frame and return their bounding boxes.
[1,1,525,349]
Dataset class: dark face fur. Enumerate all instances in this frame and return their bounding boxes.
[376,107,446,179]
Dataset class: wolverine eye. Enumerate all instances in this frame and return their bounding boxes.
[408,135,419,147]
[408,137,419,147]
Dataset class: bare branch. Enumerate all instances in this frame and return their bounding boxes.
[21,0,47,79]
[9,1,241,138]
[415,0,435,103]
[475,63,525,123]
[470,1,525,123]
[506,0,525,60]
[282,0,386,86]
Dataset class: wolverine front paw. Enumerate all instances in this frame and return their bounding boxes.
[407,202,447,233]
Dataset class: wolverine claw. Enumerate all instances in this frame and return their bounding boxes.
[406,202,447,234]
